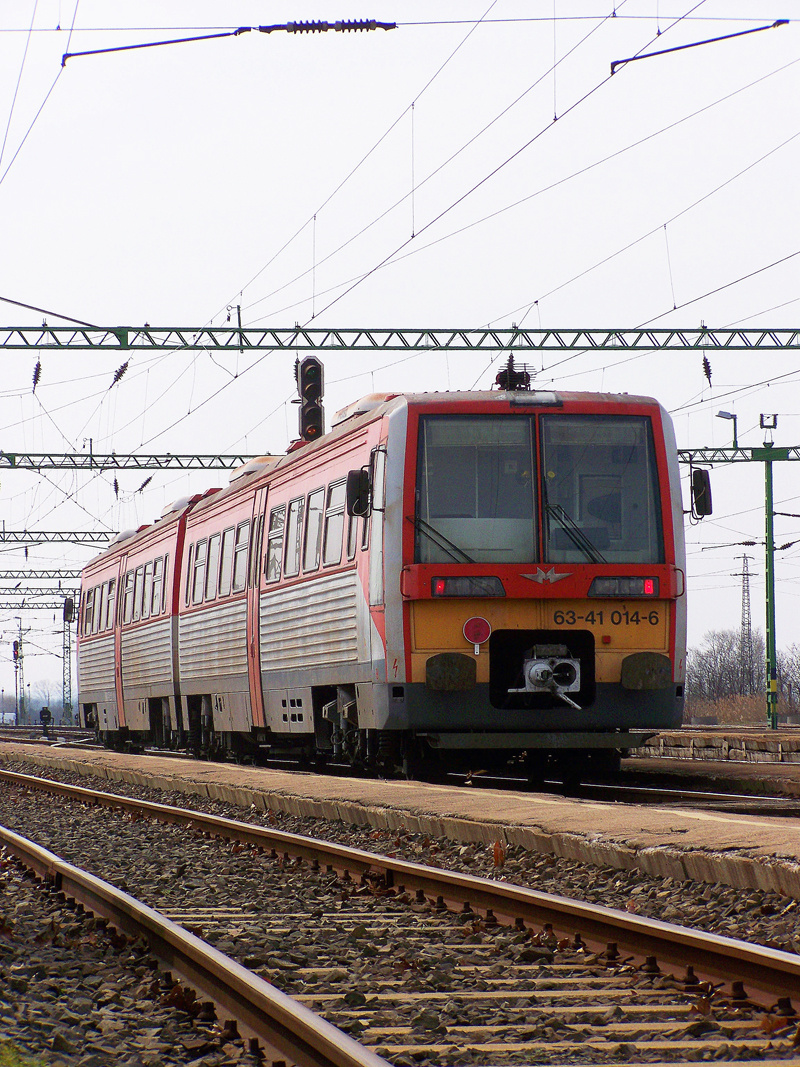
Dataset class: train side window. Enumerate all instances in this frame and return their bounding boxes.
[151,558,162,616]
[162,555,169,613]
[123,570,136,624]
[206,533,221,601]
[184,544,194,607]
[265,506,285,583]
[218,528,234,597]
[132,566,144,622]
[284,498,304,577]
[232,521,250,592]
[98,584,108,633]
[192,540,207,604]
[82,588,93,635]
[106,579,116,629]
[346,513,358,560]
[323,480,346,566]
[303,488,325,572]
[142,562,153,620]
[250,515,264,587]
[361,511,370,551]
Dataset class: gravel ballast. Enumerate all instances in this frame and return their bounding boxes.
[2,755,800,1066]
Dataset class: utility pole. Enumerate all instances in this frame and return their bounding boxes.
[62,597,75,725]
[680,416,791,730]
[13,618,25,725]
[761,417,780,728]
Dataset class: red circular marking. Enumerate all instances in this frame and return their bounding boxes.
[463,616,491,645]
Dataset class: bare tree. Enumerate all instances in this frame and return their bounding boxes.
[686,628,765,703]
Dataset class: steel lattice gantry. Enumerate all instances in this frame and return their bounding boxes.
[0,601,72,611]
[0,570,82,580]
[0,452,261,471]
[1,325,799,352]
[679,447,800,464]
[0,531,114,545]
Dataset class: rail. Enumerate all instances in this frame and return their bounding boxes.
[0,818,388,1067]
[2,767,798,1005]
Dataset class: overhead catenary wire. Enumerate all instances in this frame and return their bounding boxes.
[60,21,396,66]
[610,19,788,75]
[0,0,39,171]
[0,1,79,190]
[215,0,503,322]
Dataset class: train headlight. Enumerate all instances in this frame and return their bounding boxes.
[588,577,659,597]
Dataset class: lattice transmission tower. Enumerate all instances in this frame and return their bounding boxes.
[735,555,755,694]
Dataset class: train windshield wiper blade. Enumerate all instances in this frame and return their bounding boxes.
[408,515,474,564]
[545,504,607,564]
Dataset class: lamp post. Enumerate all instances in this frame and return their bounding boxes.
[716,410,738,448]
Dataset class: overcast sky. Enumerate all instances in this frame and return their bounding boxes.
[0,1,798,704]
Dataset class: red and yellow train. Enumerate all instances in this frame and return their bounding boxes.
[78,379,686,778]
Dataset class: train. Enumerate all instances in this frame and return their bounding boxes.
[77,367,687,779]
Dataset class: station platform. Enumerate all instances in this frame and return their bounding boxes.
[635,729,800,764]
[3,741,800,901]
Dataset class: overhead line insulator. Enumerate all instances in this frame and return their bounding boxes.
[259,20,396,34]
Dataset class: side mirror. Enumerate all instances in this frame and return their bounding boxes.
[346,468,371,517]
[691,469,712,517]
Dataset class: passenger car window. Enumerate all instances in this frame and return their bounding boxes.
[218,529,234,596]
[151,559,162,617]
[105,579,116,630]
[303,488,325,571]
[323,480,346,566]
[206,534,221,600]
[123,571,135,624]
[265,506,285,583]
[192,540,207,604]
[232,521,250,592]
[284,499,304,577]
[142,562,153,620]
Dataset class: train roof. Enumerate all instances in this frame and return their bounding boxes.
[82,387,666,573]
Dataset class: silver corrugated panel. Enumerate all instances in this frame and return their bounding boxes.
[121,617,173,687]
[78,634,115,692]
[260,571,359,670]
[179,597,247,680]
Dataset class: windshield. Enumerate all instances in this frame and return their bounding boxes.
[540,414,664,564]
[415,416,535,563]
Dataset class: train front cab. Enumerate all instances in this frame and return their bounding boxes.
[374,391,686,776]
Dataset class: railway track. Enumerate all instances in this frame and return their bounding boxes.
[1,767,799,1065]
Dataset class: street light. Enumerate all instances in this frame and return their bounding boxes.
[716,410,738,448]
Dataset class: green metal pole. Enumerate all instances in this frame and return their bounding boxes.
[764,448,779,728]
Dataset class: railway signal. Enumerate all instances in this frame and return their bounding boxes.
[296,356,324,441]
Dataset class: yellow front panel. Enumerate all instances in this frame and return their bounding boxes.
[410,599,669,684]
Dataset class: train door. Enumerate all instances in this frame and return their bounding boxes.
[114,554,128,729]
[368,445,388,675]
[247,486,268,728]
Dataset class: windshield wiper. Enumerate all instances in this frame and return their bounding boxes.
[545,503,607,564]
[408,515,474,564]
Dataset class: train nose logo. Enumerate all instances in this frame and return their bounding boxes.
[521,568,571,584]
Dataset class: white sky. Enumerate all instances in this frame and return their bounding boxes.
[0,1,798,702]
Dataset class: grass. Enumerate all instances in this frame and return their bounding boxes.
[0,1041,46,1067]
